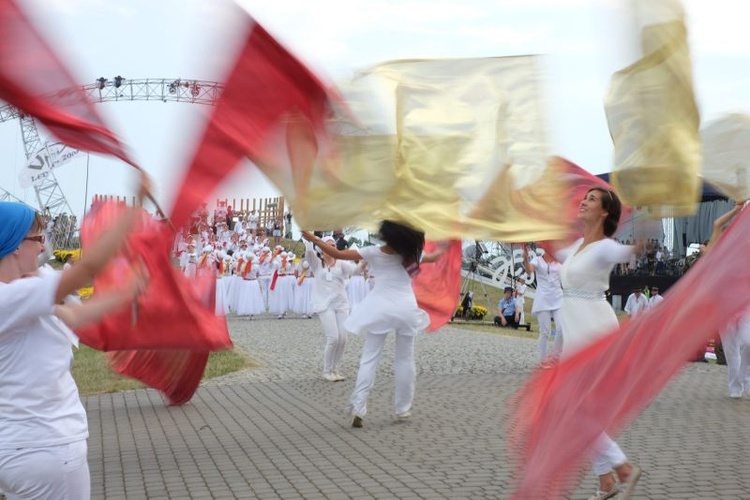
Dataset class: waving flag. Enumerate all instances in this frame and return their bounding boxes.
[76,202,231,404]
[508,208,750,499]
[701,113,750,202]
[169,10,335,229]
[281,56,572,242]
[0,0,133,164]
[605,0,700,217]
[412,240,462,332]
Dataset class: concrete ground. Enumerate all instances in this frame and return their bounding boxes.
[84,316,750,499]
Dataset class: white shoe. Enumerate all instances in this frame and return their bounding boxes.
[323,373,338,382]
[277,314,284,319]
[333,372,346,381]
[396,411,412,420]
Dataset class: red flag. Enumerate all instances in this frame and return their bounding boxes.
[107,351,209,406]
[412,241,462,332]
[0,0,132,163]
[76,202,231,352]
[544,156,633,246]
[169,13,334,229]
[508,208,750,499]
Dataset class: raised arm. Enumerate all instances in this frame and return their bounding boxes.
[523,245,537,274]
[301,231,363,261]
[707,202,744,251]
[421,242,450,263]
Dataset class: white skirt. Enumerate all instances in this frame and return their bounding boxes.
[225,275,243,312]
[235,279,265,316]
[215,277,232,315]
[268,275,296,314]
[293,276,315,315]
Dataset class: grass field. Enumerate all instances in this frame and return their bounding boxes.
[72,346,258,396]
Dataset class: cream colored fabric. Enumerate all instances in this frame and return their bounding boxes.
[259,56,571,242]
[701,114,750,202]
[605,0,701,217]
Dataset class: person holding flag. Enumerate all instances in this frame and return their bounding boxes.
[0,175,150,499]
[553,187,642,499]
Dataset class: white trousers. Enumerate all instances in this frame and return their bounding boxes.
[720,315,750,397]
[0,439,90,500]
[592,433,627,476]
[350,332,416,418]
[318,307,349,375]
[535,309,563,361]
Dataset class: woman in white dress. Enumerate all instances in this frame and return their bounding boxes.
[234,253,264,318]
[555,187,641,500]
[268,251,296,319]
[303,221,443,428]
[301,237,356,381]
[523,246,563,366]
[707,202,750,398]
[292,260,314,318]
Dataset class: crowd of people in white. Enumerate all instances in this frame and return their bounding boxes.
[172,216,370,321]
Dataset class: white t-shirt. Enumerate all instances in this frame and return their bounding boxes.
[624,293,649,316]
[0,270,88,449]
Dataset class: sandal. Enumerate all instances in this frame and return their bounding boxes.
[587,485,619,500]
[619,465,643,500]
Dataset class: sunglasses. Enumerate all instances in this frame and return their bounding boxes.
[24,234,46,244]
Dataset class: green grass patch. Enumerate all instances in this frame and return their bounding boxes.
[72,345,258,396]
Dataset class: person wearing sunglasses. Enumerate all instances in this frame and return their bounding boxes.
[0,174,150,499]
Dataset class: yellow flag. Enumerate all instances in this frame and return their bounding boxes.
[701,114,750,202]
[276,56,570,241]
[605,0,701,217]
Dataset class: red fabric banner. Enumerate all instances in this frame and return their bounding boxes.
[412,240,463,332]
[169,14,333,229]
[75,202,231,405]
[107,351,209,406]
[508,208,750,499]
[76,202,231,352]
[0,0,132,164]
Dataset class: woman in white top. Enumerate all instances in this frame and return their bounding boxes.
[303,236,356,381]
[523,246,563,365]
[0,176,148,500]
[303,221,443,428]
[554,187,641,500]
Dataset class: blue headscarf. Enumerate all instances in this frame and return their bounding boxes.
[0,202,36,259]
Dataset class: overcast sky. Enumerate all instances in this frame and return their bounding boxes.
[0,0,748,219]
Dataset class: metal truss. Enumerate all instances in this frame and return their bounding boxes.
[0,78,226,248]
[0,78,225,123]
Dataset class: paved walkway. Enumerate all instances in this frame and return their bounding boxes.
[85,316,750,499]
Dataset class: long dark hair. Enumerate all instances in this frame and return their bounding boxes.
[378,220,425,272]
[587,187,622,237]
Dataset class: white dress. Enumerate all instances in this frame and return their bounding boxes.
[292,263,314,316]
[557,238,632,357]
[267,259,296,315]
[234,267,265,316]
[529,255,562,315]
[346,264,369,313]
[345,246,429,336]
